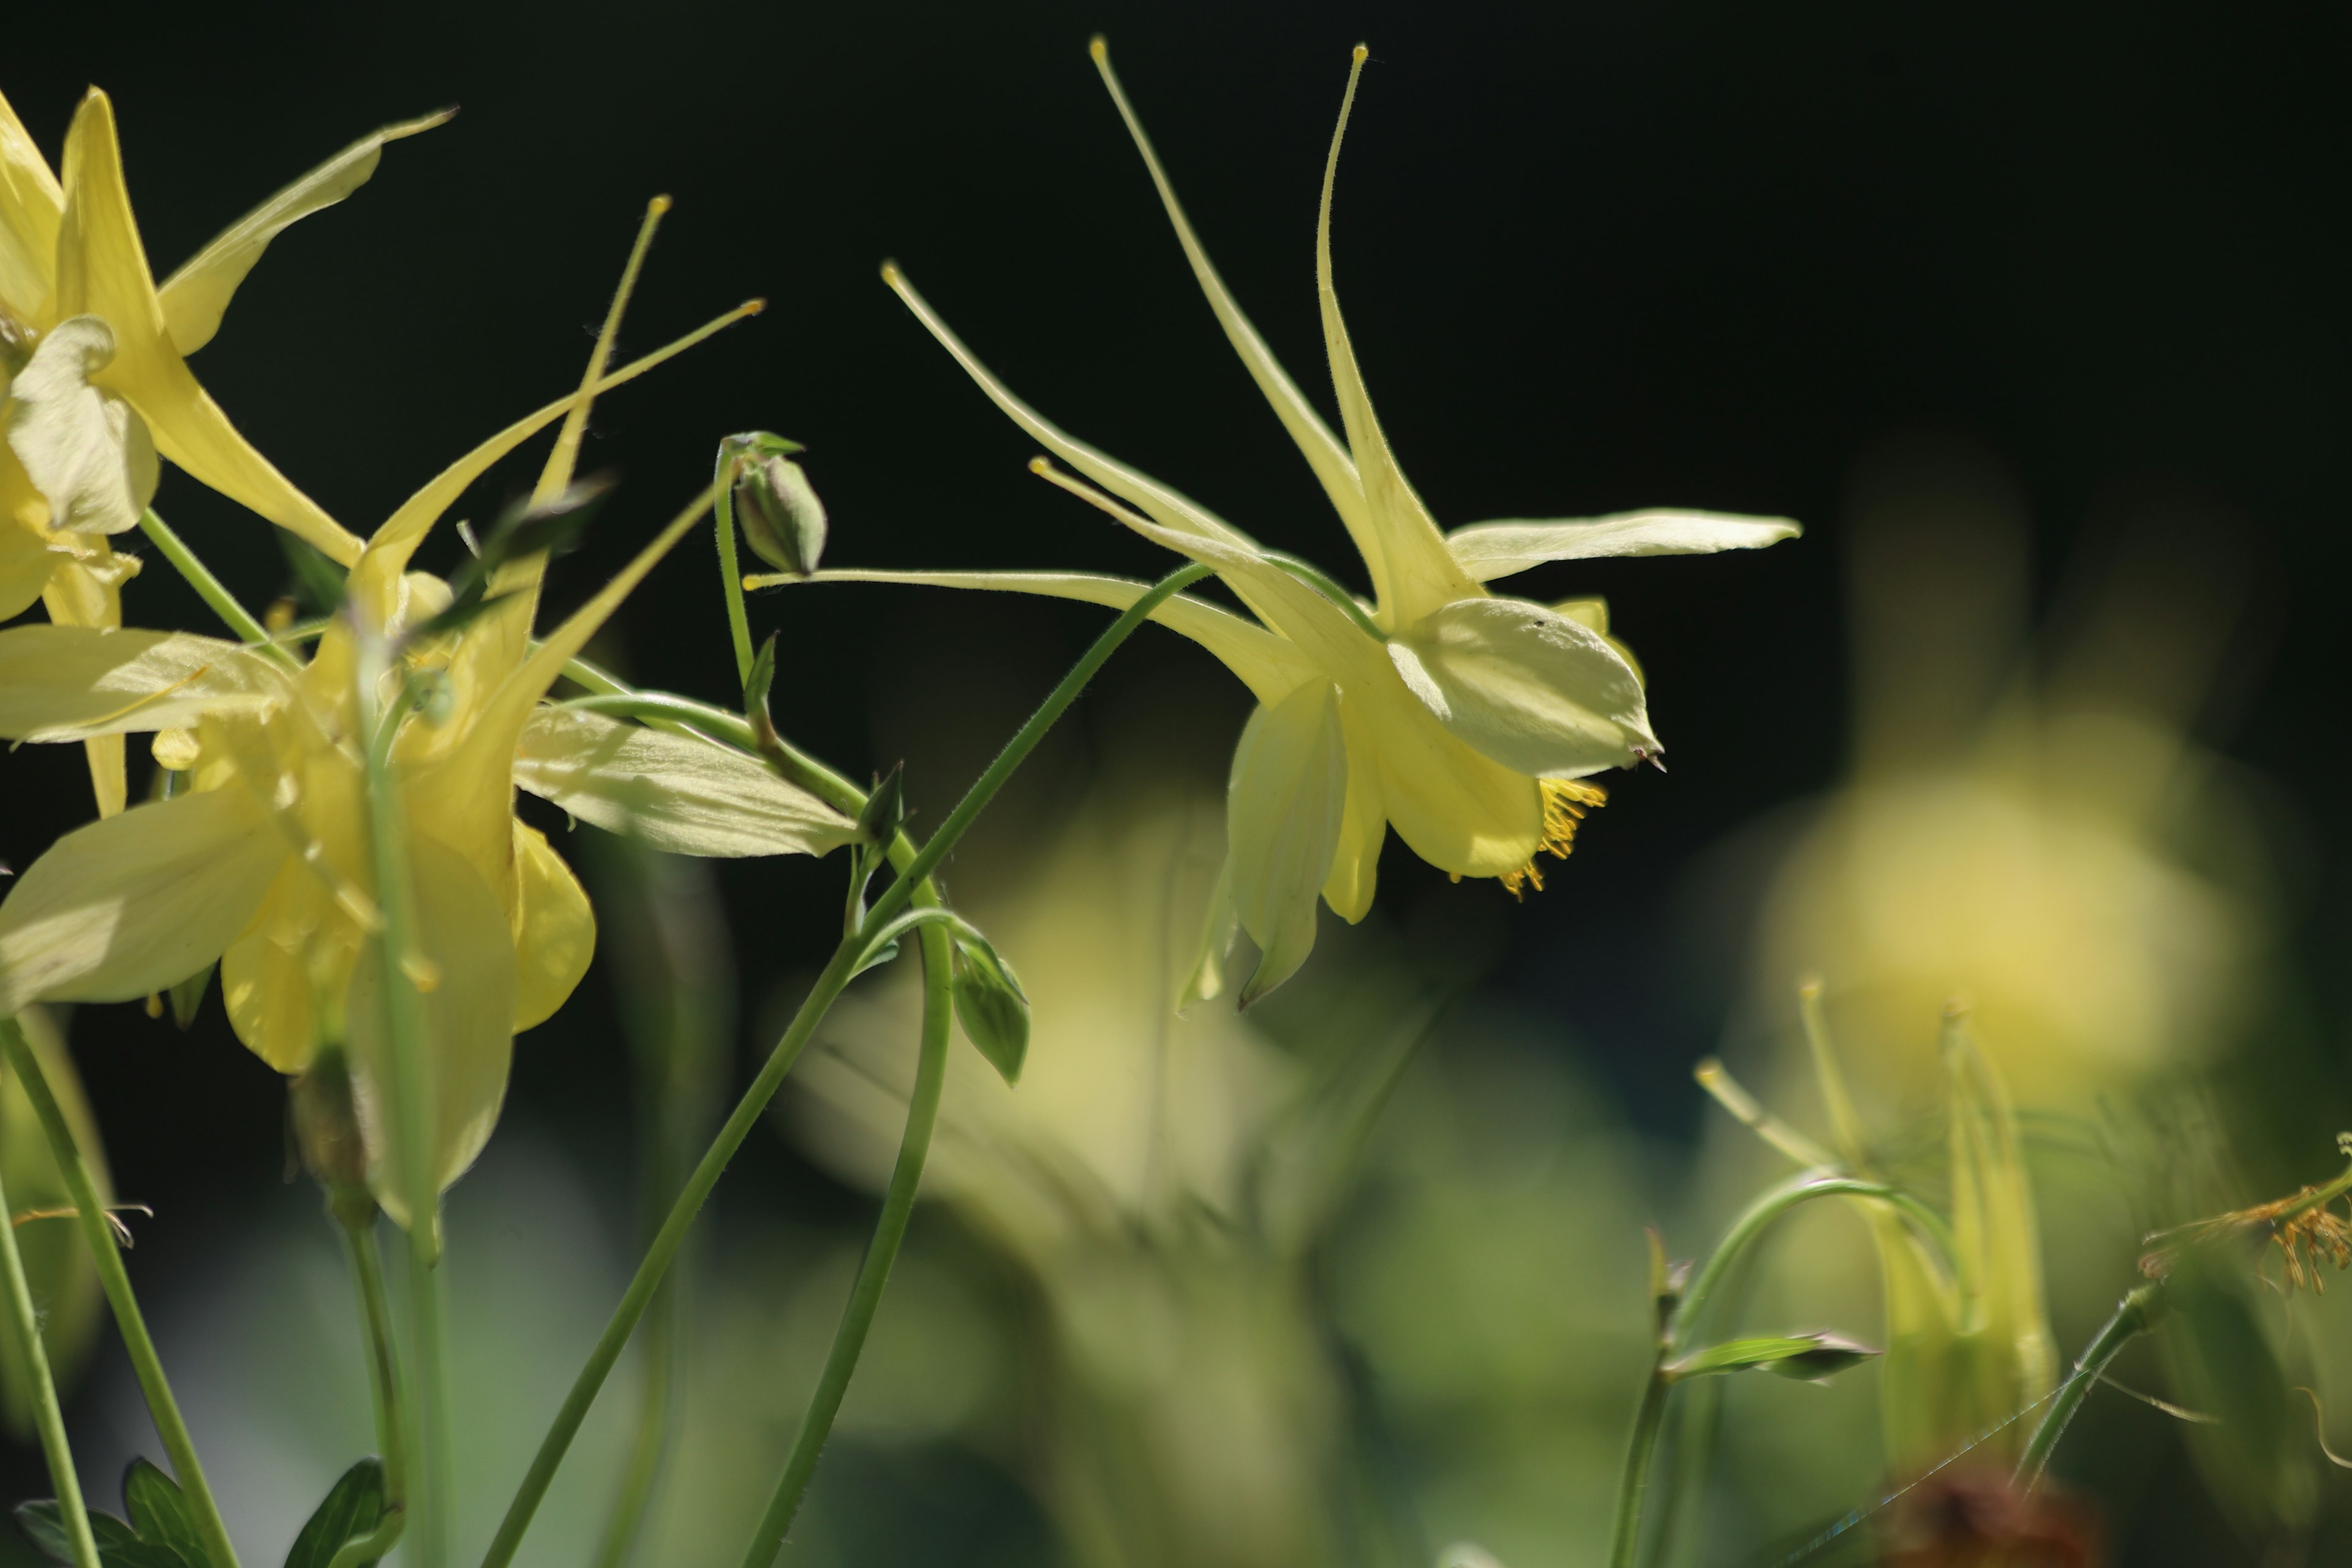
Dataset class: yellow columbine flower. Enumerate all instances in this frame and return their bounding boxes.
[1,83,443,813]
[0,263,851,1223]
[790,43,1796,1003]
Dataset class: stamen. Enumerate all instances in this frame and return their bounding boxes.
[1499,779,1606,899]
[537,194,673,502]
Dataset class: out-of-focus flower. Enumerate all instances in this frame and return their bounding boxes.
[785,43,1795,1003]
[1879,1471,2104,1568]
[0,268,845,1223]
[1,85,442,812]
[1749,439,2270,1099]
[0,1006,110,1436]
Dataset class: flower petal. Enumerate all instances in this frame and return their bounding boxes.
[0,624,284,740]
[40,547,145,819]
[1351,677,1542,879]
[53,90,360,564]
[1444,510,1804,582]
[3,315,159,535]
[1319,698,1385,922]
[791,568,1317,706]
[1314,52,1481,632]
[512,707,857,859]
[1227,680,1348,1005]
[220,859,353,1073]
[510,823,593,1032]
[1088,42,1374,550]
[1387,597,1657,779]
[345,838,517,1226]
[158,110,452,357]
[0,786,283,1013]
[0,86,61,327]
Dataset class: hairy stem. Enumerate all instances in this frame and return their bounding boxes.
[0,1019,241,1568]
[2015,1282,2168,1492]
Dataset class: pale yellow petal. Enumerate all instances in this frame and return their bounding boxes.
[0,85,61,326]
[220,861,344,1073]
[159,110,453,356]
[1444,510,1804,582]
[1314,50,1480,631]
[54,90,360,564]
[2,315,157,535]
[1227,681,1347,1005]
[0,786,284,1012]
[37,545,147,817]
[1387,596,1656,778]
[1319,697,1385,922]
[346,839,518,1225]
[793,567,1317,706]
[1088,40,1372,544]
[513,707,856,859]
[1354,679,1540,879]
[0,624,283,740]
[511,823,594,1032]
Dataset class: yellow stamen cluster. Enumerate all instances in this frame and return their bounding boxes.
[1501,779,1608,900]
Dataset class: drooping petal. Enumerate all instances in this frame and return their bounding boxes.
[158,110,453,356]
[1319,698,1386,922]
[53,90,360,564]
[0,85,62,326]
[1314,49,1481,632]
[1088,40,1373,545]
[1226,680,1348,1005]
[1444,510,1803,582]
[510,823,593,1032]
[1351,677,1542,879]
[0,517,50,624]
[512,707,857,859]
[0,624,283,739]
[345,838,518,1227]
[1387,597,1657,778]
[0,786,284,1013]
[3,315,159,535]
[219,859,355,1073]
[38,546,145,819]
[790,567,1318,706]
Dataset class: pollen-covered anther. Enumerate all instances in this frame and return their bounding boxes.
[1501,779,1607,899]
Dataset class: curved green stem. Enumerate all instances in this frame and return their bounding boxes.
[0,1020,241,1568]
[710,447,756,686]
[1262,551,1385,642]
[2015,1282,2168,1492]
[136,510,301,673]
[1607,1359,1672,1568]
[328,1216,408,1568]
[734,910,954,1567]
[0,1038,99,1568]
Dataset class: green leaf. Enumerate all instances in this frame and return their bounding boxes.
[15,1501,191,1568]
[282,1459,388,1568]
[1670,1333,1879,1384]
[15,1502,70,1562]
[743,633,778,718]
[854,763,905,848]
[950,927,1030,1085]
[122,1460,206,1568]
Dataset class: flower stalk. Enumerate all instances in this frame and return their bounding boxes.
[0,1018,242,1568]
[2013,1282,2169,1493]
[329,1214,409,1568]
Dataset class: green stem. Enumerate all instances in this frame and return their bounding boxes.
[1262,551,1385,642]
[0,1031,99,1568]
[734,911,954,1567]
[710,448,757,687]
[484,568,1200,1568]
[327,1216,409,1568]
[136,510,301,673]
[2014,1281,2168,1492]
[1607,1358,1672,1568]
[0,1020,242,1568]
[861,561,1212,933]
[353,635,453,1568]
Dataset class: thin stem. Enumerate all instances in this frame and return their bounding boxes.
[862,561,1212,933]
[136,510,301,673]
[2015,1281,2168,1492]
[1262,551,1385,642]
[710,447,756,687]
[1607,1360,1672,1568]
[486,570,1199,1567]
[353,634,452,1568]
[328,1216,409,1568]
[0,1019,242,1568]
[734,910,954,1567]
[0,1031,99,1568]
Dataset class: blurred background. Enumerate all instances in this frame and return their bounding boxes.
[4,1,2351,1562]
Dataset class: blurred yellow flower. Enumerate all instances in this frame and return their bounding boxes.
[0,271,847,1223]
[0,85,442,812]
[794,44,1795,1002]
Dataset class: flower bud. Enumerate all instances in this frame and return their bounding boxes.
[292,1054,375,1225]
[951,929,1031,1085]
[733,452,827,577]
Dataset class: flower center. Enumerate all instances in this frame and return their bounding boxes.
[1499,778,1607,899]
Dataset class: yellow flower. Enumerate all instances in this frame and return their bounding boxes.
[790,43,1796,1003]
[0,266,851,1223]
[1,84,443,813]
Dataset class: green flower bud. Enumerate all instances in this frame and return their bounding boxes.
[951,929,1031,1085]
[733,452,827,577]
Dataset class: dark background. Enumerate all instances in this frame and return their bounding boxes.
[4,0,2350,1556]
